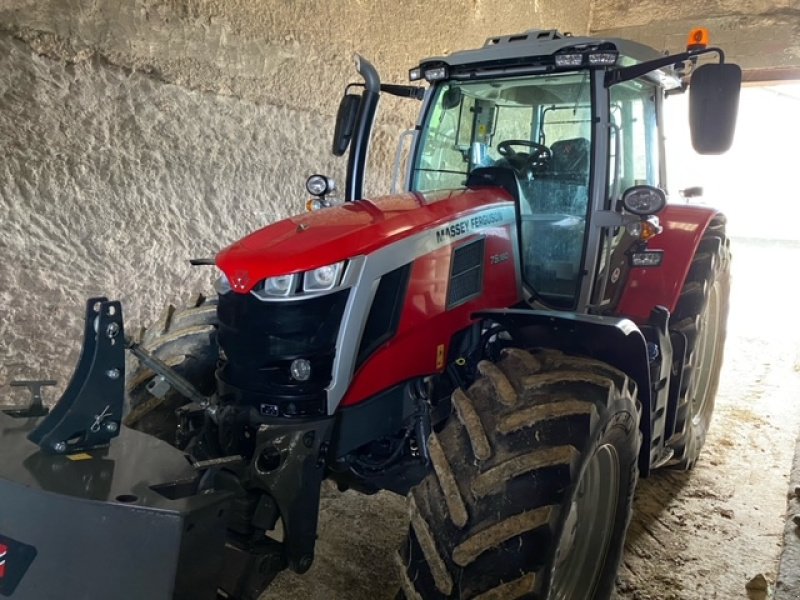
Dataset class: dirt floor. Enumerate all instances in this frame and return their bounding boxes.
[265,237,800,600]
[615,239,800,600]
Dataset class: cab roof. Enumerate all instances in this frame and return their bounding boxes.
[415,29,677,85]
[421,29,663,67]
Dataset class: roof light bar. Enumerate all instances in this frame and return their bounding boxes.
[555,50,619,68]
[423,66,448,81]
[588,51,618,66]
[555,54,583,67]
[410,64,449,82]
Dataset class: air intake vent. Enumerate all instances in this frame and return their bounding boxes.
[356,263,412,368]
[447,238,485,309]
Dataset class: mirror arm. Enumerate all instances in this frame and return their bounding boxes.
[345,82,424,100]
[380,84,425,100]
[345,54,381,203]
[606,47,726,86]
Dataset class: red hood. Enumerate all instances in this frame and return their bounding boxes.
[216,188,512,293]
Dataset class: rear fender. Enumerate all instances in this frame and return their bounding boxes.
[618,204,723,322]
[475,309,654,476]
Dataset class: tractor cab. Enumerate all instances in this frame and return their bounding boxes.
[332,28,741,313]
[411,70,598,309]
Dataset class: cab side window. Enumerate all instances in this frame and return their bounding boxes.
[609,80,660,200]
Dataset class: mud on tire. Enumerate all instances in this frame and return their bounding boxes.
[398,348,641,600]
[125,293,219,442]
[667,216,731,469]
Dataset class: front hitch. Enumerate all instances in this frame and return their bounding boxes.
[27,297,125,454]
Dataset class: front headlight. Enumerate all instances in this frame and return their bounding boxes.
[264,273,298,296]
[251,262,347,300]
[303,261,345,292]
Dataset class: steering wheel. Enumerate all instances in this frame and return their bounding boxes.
[497,140,552,173]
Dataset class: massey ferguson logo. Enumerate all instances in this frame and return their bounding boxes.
[0,535,36,596]
[435,210,505,244]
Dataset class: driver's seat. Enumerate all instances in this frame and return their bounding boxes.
[547,137,590,182]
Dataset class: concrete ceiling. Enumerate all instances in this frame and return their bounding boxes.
[591,0,800,79]
[2,0,796,117]
[0,0,595,115]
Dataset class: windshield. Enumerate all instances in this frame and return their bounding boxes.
[410,72,594,308]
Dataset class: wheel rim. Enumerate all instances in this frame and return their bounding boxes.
[691,281,721,423]
[549,444,620,600]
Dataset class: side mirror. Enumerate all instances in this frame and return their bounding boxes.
[680,186,703,199]
[689,63,741,155]
[332,93,361,157]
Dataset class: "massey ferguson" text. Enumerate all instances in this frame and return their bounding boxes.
[435,211,504,244]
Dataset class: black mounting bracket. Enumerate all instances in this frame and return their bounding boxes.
[27,297,125,454]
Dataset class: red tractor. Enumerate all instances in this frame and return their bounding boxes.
[0,28,739,600]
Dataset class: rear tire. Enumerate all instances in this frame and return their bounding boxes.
[124,293,218,442]
[668,218,731,469]
[398,348,641,600]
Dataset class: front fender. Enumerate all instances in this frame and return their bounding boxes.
[475,309,654,476]
[618,204,723,322]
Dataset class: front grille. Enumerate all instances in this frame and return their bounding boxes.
[216,289,349,416]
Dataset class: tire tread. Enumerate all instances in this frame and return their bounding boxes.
[399,349,640,599]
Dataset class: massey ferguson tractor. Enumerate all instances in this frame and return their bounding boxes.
[0,27,739,600]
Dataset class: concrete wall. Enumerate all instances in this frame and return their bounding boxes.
[0,1,592,398]
[590,0,800,75]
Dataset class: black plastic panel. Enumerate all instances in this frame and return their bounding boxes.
[448,238,485,308]
[356,264,412,369]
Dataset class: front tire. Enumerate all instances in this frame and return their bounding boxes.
[398,348,641,599]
